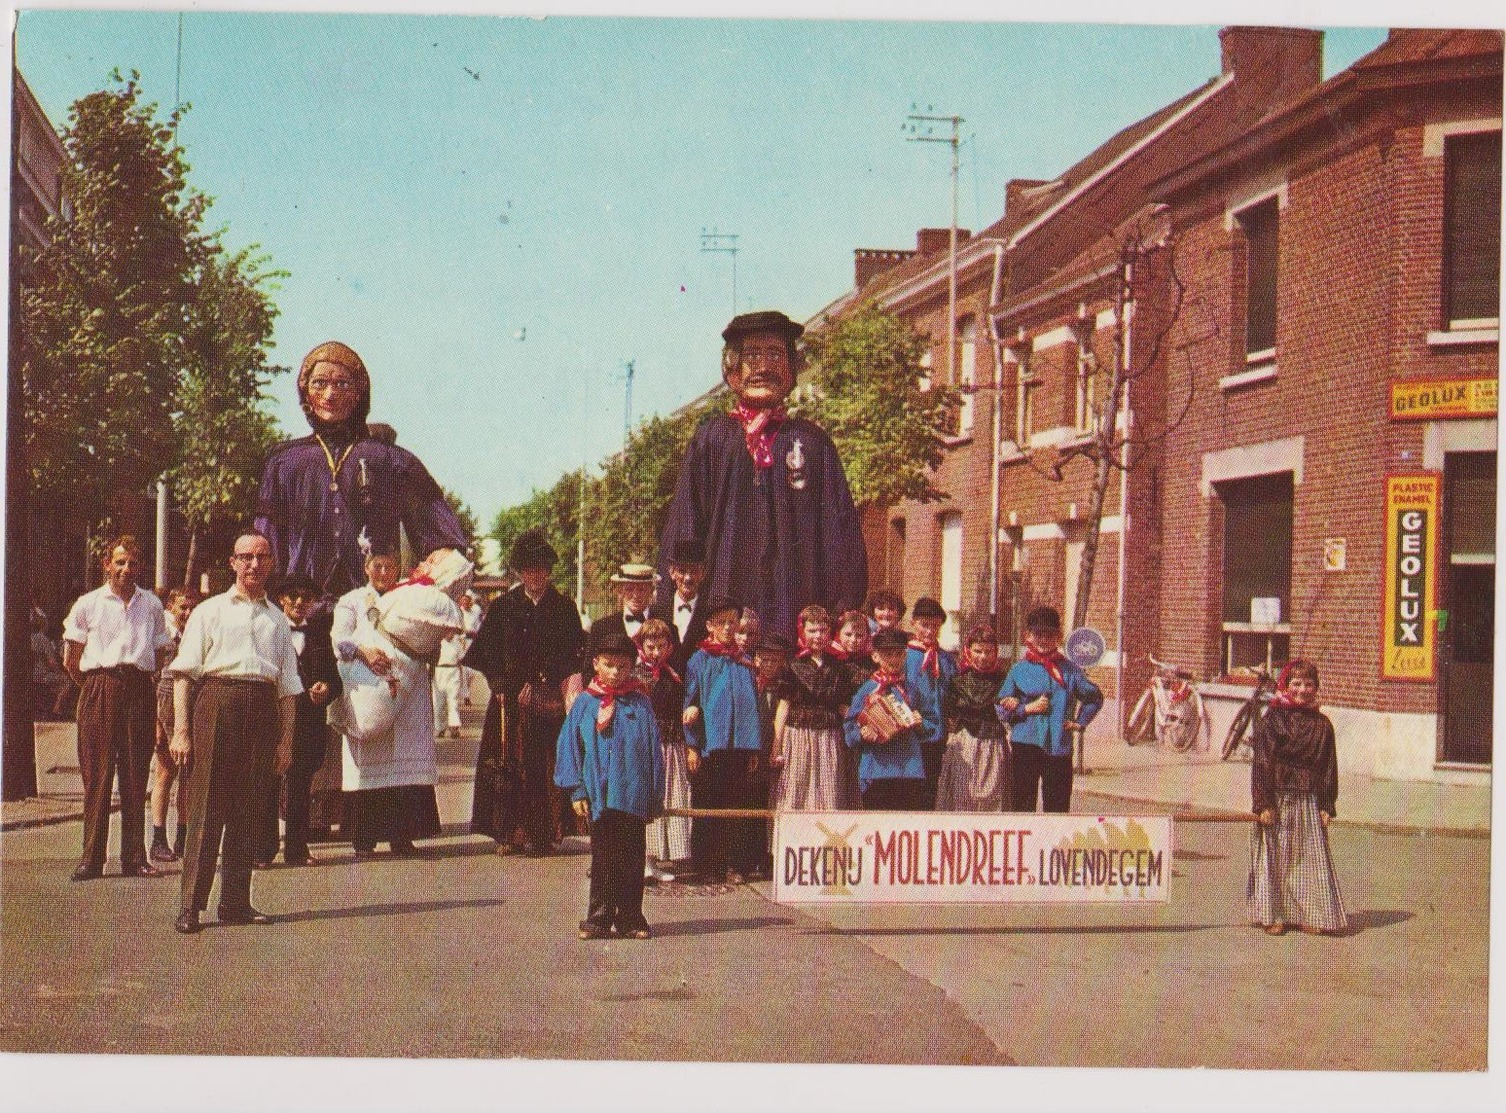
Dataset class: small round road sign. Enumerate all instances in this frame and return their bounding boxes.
[1064,627,1106,668]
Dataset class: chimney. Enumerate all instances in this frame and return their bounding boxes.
[1006,178,1050,216]
[916,227,971,256]
[854,247,916,289]
[1219,26,1323,97]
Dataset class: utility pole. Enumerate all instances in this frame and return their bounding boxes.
[700,227,739,316]
[622,359,635,448]
[904,107,963,387]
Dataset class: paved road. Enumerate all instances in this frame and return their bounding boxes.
[0,726,1490,1082]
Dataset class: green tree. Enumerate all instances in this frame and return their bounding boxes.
[166,245,286,586]
[799,300,957,508]
[490,471,583,595]
[18,73,209,540]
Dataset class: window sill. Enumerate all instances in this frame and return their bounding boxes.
[1426,326,1499,348]
[1027,426,1092,451]
[1220,364,1278,391]
[939,432,975,448]
[999,440,1026,463]
[1222,622,1292,633]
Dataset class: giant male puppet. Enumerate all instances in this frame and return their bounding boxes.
[656,310,868,641]
[256,341,468,600]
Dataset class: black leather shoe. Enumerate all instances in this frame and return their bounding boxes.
[217,906,272,926]
[150,842,179,863]
[174,910,202,934]
[70,864,103,882]
[121,862,162,878]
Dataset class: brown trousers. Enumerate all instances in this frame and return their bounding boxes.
[179,678,278,914]
[76,668,155,870]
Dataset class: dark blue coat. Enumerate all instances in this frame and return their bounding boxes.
[682,648,762,755]
[554,690,665,822]
[843,679,925,791]
[656,413,868,640]
[904,645,958,745]
[255,433,467,598]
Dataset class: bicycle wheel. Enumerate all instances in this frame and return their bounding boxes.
[1166,700,1199,753]
[1222,699,1256,760]
[1126,687,1155,745]
[1190,689,1211,752]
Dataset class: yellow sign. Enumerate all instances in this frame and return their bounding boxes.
[1390,377,1497,420]
[1382,475,1439,681]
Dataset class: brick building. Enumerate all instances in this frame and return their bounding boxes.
[1150,29,1501,781]
[818,26,1332,731]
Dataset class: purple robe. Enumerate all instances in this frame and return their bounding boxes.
[656,413,868,640]
[255,433,466,598]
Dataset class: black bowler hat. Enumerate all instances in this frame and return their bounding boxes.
[666,537,706,566]
[276,573,319,599]
[509,527,557,572]
[702,596,738,621]
[589,626,637,659]
[871,628,909,652]
[722,310,804,345]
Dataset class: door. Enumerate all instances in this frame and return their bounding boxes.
[1439,451,1494,765]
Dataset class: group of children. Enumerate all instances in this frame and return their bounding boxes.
[551,567,1110,940]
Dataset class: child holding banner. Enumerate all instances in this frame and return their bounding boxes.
[1247,659,1347,936]
[844,628,929,811]
[936,624,1015,812]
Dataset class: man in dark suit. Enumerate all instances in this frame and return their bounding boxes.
[651,538,709,676]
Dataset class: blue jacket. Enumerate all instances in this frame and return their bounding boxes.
[843,679,925,791]
[1000,658,1103,758]
[904,645,957,744]
[683,649,762,753]
[554,690,665,822]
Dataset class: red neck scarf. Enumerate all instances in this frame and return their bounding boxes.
[907,639,939,678]
[1024,644,1066,687]
[728,402,786,470]
[395,573,435,589]
[698,638,750,667]
[586,677,647,732]
[872,668,907,698]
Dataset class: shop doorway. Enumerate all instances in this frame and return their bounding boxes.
[1439,451,1494,765]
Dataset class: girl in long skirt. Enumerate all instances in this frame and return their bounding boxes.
[1247,659,1347,936]
[935,624,1014,811]
[770,606,856,811]
[636,620,692,878]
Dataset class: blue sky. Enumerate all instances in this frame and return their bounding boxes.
[14,9,1392,529]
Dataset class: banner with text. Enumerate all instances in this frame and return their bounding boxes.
[1382,474,1440,681]
[772,811,1173,905]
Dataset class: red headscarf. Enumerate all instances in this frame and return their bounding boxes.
[1269,660,1320,710]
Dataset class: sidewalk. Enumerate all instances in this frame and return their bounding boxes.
[4,718,1492,836]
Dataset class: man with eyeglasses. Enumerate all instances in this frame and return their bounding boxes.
[254,341,468,602]
[166,532,303,933]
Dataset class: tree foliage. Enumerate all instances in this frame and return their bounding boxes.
[443,486,479,551]
[490,471,583,595]
[799,300,957,509]
[18,74,208,531]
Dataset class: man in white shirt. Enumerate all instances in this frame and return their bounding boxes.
[458,591,483,705]
[62,535,173,881]
[167,531,302,933]
[650,538,708,675]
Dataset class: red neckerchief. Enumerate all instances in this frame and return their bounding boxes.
[698,638,751,667]
[871,669,907,699]
[907,639,939,678]
[394,573,435,589]
[756,671,779,694]
[728,402,786,470]
[1023,644,1066,687]
[586,677,647,732]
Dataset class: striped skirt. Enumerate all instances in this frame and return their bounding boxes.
[771,725,858,811]
[647,740,692,863]
[934,729,1010,812]
[1246,790,1347,932]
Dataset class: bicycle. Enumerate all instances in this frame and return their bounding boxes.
[1220,664,1278,760]
[1125,655,1208,753]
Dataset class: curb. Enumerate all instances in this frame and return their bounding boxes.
[1074,789,1490,841]
[1,804,96,833]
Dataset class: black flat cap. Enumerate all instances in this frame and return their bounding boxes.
[755,632,795,656]
[588,626,638,659]
[871,628,910,652]
[722,310,803,344]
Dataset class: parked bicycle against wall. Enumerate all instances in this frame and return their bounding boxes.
[1220,664,1279,760]
[1125,655,1208,753]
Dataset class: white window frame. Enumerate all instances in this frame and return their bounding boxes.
[958,317,977,437]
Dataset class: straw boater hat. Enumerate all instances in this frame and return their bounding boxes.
[609,563,660,585]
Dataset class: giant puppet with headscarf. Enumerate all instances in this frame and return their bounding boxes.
[255,341,469,600]
[656,311,869,642]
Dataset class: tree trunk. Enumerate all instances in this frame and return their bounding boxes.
[182,526,199,591]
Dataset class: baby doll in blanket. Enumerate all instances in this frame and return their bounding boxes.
[332,548,474,743]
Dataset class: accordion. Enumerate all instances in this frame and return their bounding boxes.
[858,690,922,743]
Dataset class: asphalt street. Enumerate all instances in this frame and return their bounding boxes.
[0,721,1490,1077]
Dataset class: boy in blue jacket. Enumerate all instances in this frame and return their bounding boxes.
[682,598,764,883]
[555,628,665,939]
[905,597,958,808]
[999,606,1102,813]
[844,628,929,810]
